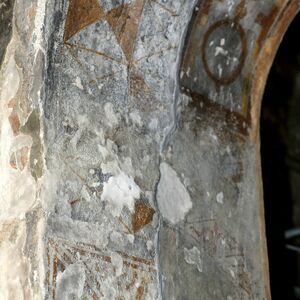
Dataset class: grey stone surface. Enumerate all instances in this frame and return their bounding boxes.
[42,0,197,298]
[1,0,299,298]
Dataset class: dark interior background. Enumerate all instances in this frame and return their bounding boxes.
[261,13,300,300]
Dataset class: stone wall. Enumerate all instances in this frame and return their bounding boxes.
[0,0,299,299]
[0,0,46,298]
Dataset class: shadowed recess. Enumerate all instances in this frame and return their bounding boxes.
[0,0,15,66]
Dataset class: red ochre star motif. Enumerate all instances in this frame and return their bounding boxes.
[64,0,146,63]
[63,0,181,107]
[47,238,156,299]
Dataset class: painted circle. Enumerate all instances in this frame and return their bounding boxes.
[202,19,247,85]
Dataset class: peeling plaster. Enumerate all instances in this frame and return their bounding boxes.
[157,162,192,224]
[0,56,36,220]
[101,172,141,217]
[184,246,203,273]
[216,192,224,204]
[55,263,86,300]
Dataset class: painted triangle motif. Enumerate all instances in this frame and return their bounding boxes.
[64,0,104,41]
[47,238,157,298]
[106,0,146,62]
[67,19,125,62]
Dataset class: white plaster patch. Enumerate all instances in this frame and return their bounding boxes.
[148,118,158,131]
[218,64,223,77]
[0,222,33,299]
[33,0,47,55]
[111,252,123,277]
[100,159,120,175]
[215,46,228,57]
[0,56,37,220]
[184,246,203,273]
[229,268,235,278]
[127,234,134,243]
[228,0,235,12]
[157,162,192,224]
[186,66,191,77]
[110,231,122,244]
[73,76,83,90]
[98,145,113,162]
[216,192,224,204]
[104,102,119,128]
[209,131,218,142]
[81,185,91,202]
[129,110,142,127]
[55,263,86,300]
[101,172,140,217]
[100,276,117,299]
[147,240,153,251]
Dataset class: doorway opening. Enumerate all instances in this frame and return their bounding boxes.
[261,13,300,300]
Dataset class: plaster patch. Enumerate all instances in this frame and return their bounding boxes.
[215,46,228,57]
[101,172,140,217]
[148,118,158,131]
[157,162,192,224]
[0,222,33,299]
[127,234,134,243]
[0,56,37,219]
[111,252,123,277]
[55,263,86,300]
[99,140,136,179]
[33,0,47,55]
[147,240,153,251]
[101,159,120,176]
[184,246,203,273]
[110,231,122,244]
[80,185,91,202]
[104,102,119,128]
[101,276,117,299]
[98,144,110,160]
[73,77,83,90]
[1,55,20,102]
[129,110,142,127]
[216,192,224,204]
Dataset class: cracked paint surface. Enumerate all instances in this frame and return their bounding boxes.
[42,0,196,298]
[1,0,299,298]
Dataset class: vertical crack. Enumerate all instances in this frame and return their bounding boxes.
[160,1,198,154]
[154,3,199,299]
[153,155,163,299]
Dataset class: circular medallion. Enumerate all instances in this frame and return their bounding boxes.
[202,19,247,85]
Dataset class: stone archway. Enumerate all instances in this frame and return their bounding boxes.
[260,13,300,299]
[1,0,300,298]
[157,1,300,299]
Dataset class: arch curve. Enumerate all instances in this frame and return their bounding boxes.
[163,1,300,299]
[250,0,300,141]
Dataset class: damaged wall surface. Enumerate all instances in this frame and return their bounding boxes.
[0,0,299,299]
